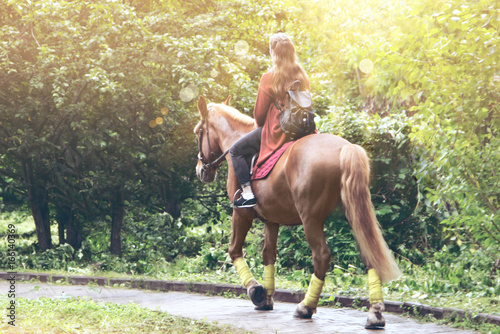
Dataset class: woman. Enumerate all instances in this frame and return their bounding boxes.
[229,33,310,208]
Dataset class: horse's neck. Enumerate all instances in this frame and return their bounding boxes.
[211,112,253,199]
[211,113,254,152]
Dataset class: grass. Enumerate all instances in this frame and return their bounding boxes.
[0,295,252,334]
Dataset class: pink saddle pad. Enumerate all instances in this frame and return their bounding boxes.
[251,141,294,180]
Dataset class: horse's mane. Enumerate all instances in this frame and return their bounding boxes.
[209,103,254,127]
[194,102,254,134]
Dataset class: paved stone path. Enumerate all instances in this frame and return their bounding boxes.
[1,282,475,333]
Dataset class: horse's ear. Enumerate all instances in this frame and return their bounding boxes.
[223,95,231,106]
[197,96,208,119]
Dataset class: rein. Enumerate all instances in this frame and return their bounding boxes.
[197,116,229,171]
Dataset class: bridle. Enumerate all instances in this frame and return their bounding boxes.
[197,116,229,172]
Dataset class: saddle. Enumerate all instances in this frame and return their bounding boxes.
[250,141,294,180]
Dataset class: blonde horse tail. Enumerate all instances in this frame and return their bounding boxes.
[340,144,401,283]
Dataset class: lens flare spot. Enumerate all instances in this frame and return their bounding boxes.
[237,54,250,67]
[359,59,374,74]
[179,84,199,102]
[155,117,164,125]
[149,120,157,128]
[234,40,249,55]
[210,69,219,78]
[179,87,194,102]
[161,107,169,115]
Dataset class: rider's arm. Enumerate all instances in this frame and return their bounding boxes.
[253,72,273,127]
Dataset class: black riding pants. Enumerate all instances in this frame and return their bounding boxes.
[229,127,262,186]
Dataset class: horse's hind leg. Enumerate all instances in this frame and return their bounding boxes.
[257,222,279,310]
[294,221,330,319]
[229,211,266,307]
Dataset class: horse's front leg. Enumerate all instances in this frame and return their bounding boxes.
[257,222,279,310]
[228,210,266,307]
[365,268,386,329]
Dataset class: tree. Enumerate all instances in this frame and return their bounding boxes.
[0,0,297,255]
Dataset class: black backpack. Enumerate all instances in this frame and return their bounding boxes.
[273,80,316,141]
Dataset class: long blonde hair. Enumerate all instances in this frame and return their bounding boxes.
[269,33,310,100]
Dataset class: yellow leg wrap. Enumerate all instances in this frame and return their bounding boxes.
[303,273,325,308]
[263,264,275,297]
[234,257,255,287]
[368,269,384,304]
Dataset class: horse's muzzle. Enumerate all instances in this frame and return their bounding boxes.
[196,162,216,183]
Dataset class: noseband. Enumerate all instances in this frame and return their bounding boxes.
[197,116,229,172]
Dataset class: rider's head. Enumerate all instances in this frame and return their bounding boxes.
[269,33,297,66]
[268,33,309,98]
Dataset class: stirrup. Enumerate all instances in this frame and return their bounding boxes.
[233,189,256,208]
[233,195,256,208]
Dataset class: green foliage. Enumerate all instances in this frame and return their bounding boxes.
[0,210,198,276]
[177,204,233,272]
[23,244,79,271]
[421,245,500,297]
[389,0,500,259]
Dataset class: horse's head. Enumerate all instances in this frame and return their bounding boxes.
[194,96,227,183]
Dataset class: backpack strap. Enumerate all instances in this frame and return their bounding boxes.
[288,80,302,91]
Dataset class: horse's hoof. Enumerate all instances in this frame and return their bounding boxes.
[255,297,274,310]
[365,302,386,329]
[248,284,267,307]
[293,302,316,319]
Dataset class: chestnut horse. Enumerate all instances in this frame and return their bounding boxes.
[194,96,401,329]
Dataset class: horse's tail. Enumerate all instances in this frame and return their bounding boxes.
[340,144,401,283]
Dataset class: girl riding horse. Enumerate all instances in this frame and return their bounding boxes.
[194,33,401,329]
[229,33,311,208]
